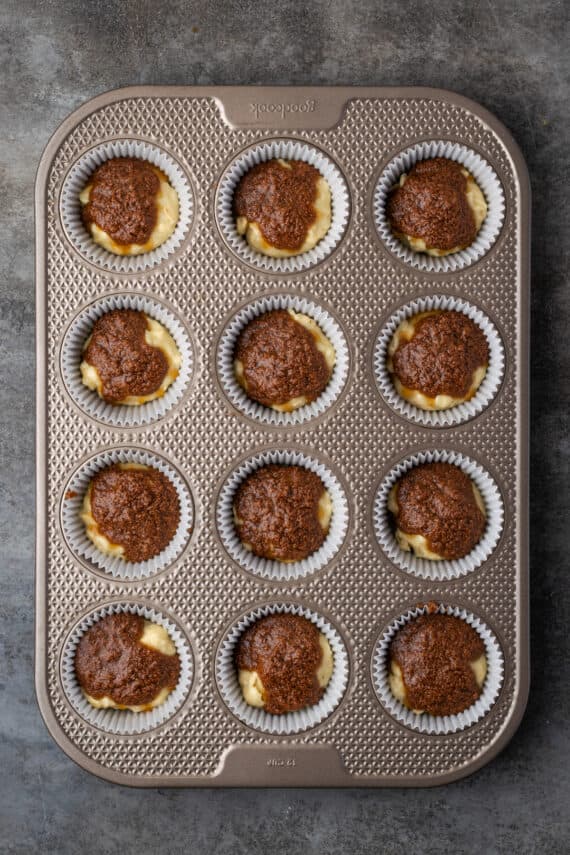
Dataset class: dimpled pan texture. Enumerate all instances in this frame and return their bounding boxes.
[35,87,529,787]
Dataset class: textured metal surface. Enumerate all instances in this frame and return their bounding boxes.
[36,87,529,786]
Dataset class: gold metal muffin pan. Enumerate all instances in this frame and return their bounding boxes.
[36,86,529,786]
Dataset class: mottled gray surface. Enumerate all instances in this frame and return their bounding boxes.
[1,0,568,852]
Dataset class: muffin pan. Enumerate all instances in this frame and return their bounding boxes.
[35,86,529,786]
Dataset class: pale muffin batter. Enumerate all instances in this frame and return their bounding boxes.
[388,463,487,561]
[234,613,334,714]
[81,462,180,562]
[239,632,334,709]
[233,464,332,563]
[234,158,332,258]
[80,309,181,406]
[234,309,335,413]
[387,158,487,257]
[388,611,487,716]
[387,310,489,411]
[75,612,180,713]
[80,157,179,256]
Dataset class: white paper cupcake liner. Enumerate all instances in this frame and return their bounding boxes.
[373,450,504,580]
[217,450,349,581]
[61,293,194,427]
[61,448,193,580]
[60,139,194,273]
[217,294,349,427]
[373,140,505,272]
[216,602,349,735]
[372,603,504,734]
[61,602,193,735]
[216,139,350,272]
[374,295,505,427]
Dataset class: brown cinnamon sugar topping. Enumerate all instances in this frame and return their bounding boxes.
[235,613,325,714]
[235,310,331,407]
[234,464,328,561]
[82,157,161,246]
[83,309,169,403]
[392,311,489,399]
[389,612,485,716]
[387,158,477,251]
[88,465,180,562]
[393,462,486,560]
[233,159,321,250]
[75,613,180,708]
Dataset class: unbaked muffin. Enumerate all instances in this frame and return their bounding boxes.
[233,464,331,562]
[75,612,180,712]
[80,463,180,562]
[387,157,487,257]
[81,308,181,406]
[80,157,179,256]
[388,609,487,716]
[234,309,335,412]
[233,159,331,257]
[388,462,486,560]
[387,310,489,411]
[235,613,333,714]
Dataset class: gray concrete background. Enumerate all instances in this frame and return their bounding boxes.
[1,0,568,852]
